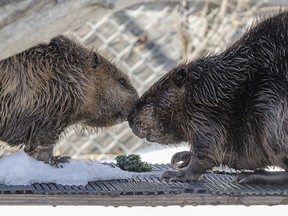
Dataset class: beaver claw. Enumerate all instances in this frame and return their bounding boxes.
[47,155,71,168]
[161,169,201,182]
[171,151,192,168]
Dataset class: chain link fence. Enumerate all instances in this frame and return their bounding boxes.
[0,0,281,160]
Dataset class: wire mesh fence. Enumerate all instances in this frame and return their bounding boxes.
[0,0,281,160]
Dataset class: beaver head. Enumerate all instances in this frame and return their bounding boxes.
[128,65,189,144]
[78,51,139,128]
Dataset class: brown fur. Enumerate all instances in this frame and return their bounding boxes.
[129,11,288,184]
[0,35,138,166]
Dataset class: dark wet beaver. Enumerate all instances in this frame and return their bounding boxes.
[128,11,288,184]
[0,35,138,167]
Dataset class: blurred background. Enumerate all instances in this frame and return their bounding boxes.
[0,0,285,162]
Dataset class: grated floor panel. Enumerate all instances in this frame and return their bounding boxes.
[1,164,288,197]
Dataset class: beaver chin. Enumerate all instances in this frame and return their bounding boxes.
[145,131,171,144]
[146,136,173,145]
[111,112,127,125]
[146,131,186,145]
[146,132,159,143]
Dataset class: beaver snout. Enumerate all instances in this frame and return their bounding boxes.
[128,110,146,139]
[127,112,134,125]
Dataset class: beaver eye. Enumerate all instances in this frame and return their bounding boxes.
[119,78,126,86]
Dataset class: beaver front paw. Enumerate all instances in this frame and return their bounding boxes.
[171,151,192,169]
[48,155,71,168]
[160,169,201,182]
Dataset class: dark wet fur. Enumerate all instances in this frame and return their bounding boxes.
[0,35,138,166]
[128,11,288,183]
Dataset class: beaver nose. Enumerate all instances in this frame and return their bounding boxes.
[127,112,134,125]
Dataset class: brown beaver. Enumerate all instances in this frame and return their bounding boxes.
[0,35,138,167]
[128,11,288,184]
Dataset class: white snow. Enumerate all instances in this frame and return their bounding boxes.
[101,144,189,164]
[0,144,283,186]
[0,150,133,186]
[133,144,189,164]
[0,144,190,186]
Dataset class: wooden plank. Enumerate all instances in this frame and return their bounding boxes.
[0,193,288,206]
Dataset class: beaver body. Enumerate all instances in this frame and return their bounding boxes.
[0,35,138,166]
[128,11,288,184]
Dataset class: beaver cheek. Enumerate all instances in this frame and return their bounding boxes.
[145,127,165,143]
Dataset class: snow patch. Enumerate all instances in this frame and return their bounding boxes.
[0,151,132,186]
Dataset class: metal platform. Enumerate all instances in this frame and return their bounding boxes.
[0,164,288,206]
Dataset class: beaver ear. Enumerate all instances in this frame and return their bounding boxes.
[173,67,187,87]
[92,52,102,68]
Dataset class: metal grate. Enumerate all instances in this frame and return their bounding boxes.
[1,164,288,197]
